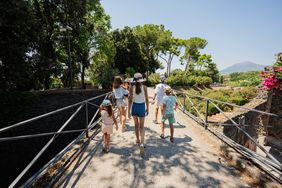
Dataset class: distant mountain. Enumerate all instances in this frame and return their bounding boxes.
[220,61,266,75]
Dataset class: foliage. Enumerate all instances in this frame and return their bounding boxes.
[260,54,282,93]
[125,67,135,77]
[148,73,160,86]
[133,24,172,74]
[0,0,111,91]
[167,70,212,87]
[180,87,256,116]
[50,77,63,89]
[224,71,261,87]
[180,37,207,72]
[0,0,37,90]
[158,38,186,77]
[111,27,146,74]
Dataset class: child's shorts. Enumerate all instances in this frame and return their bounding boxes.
[102,123,113,134]
[131,102,146,117]
[162,113,175,124]
[116,98,125,108]
[154,101,163,108]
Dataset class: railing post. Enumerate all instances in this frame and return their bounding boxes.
[205,99,209,129]
[85,102,89,138]
[183,94,186,112]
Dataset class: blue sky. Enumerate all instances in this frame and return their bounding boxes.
[101,0,282,72]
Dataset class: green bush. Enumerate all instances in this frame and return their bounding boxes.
[194,76,212,86]
[180,87,257,117]
[225,71,261,87]
[229,96,248,105]
[148,73,160,86]
[50,77,63,89]
[167,71,213,87]
[207,103,219,115]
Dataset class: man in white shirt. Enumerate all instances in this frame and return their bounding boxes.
[152,76,167,124]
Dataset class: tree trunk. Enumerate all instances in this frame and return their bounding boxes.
[185,56,191,72]
[81,64,85,89]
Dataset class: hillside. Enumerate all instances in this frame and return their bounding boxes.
[220,61,266,75]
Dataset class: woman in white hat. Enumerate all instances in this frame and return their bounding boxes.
[128,73,149,157]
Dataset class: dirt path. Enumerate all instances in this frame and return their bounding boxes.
[56,88,250,188]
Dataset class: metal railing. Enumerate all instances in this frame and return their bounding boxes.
[0,92,111,188]
[173,91,282,184]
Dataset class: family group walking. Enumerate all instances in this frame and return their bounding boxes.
[99,73,178,157]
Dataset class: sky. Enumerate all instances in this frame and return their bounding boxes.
[101,0,282,72]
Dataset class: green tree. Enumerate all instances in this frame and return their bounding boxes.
[158,38,186,77]
[180,37,207,72]
[0,0,37,90]
[111,27,145,74]
[133,24,172,76]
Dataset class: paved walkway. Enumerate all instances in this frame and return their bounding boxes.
[56,88,249,188]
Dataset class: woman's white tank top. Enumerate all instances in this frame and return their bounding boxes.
[132,85,145,103]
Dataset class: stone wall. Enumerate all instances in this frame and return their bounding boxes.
[0,89,109,187]
[222,98,267,151]
[268,92,282,138]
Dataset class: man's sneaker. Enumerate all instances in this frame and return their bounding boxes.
[140,144,145,157]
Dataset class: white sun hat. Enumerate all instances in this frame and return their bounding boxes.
[133,73,146,82]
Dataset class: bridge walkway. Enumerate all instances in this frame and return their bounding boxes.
[55,88,249,188]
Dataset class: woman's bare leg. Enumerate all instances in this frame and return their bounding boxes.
[139,117,145,144]
[134,117,140,143]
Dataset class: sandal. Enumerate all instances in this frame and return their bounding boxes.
[160,134,165,139]
[102,147,107,153]
[140,144,145,157]
[170,137,174,143]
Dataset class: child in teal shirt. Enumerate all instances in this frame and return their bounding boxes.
[161,86,178,142]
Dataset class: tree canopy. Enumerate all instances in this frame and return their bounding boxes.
[0,1,220,90]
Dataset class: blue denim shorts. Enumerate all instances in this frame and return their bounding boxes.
[131,102,146,117]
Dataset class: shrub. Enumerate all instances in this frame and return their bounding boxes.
[185,75,196,86]
[194,76,212,86]
[148,73,160,86]
[229,96,248,105]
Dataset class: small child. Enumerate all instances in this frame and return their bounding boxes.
[123,77,132,121]
[161,86,178,143]
[100,99,118,153]
[113,76,128,132]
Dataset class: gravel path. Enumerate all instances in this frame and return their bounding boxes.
[56,88,249,188]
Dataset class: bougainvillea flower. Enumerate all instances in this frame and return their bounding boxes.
[275,66,282,72]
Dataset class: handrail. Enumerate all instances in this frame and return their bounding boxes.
[1,92,110,188]
[208,100,282,169]
[0,92,110,134]
[8,104,85,188]
[174,91,282,119]
[174,89,282,182]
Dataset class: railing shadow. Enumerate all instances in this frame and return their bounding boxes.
[55,123,244,188]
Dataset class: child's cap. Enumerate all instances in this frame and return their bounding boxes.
[164,86,172,94]
[101,99,112,107]
[160,75,167,82]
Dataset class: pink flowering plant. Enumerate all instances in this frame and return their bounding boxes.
[261,55,282,93]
